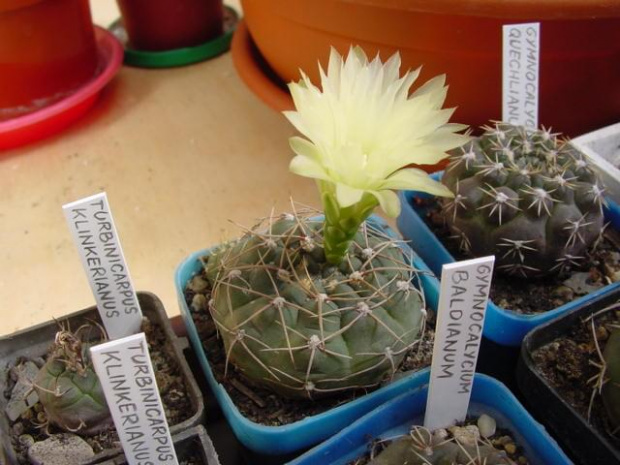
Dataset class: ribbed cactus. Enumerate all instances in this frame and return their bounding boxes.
[602,328,620,430]
[201,211,426,399]
[368,426,515,464]
[34,327,111,434]
[441,122,605,277]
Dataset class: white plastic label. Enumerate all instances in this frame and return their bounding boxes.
[63,192,142,339]
[91,333,178,465]
[424,256,495,431]
[502,23,540,128]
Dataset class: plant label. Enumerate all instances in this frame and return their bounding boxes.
[424,256,495,431]
[91,333,179,465]
[502,22,540,129]
[63,192,142,339]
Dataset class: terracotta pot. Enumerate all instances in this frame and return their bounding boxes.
[116,0,224,51]
[241,0,620,137]
[0,0,98,120]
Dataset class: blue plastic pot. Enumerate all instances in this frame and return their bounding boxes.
[397,172,620,347]
[175,216,440,455]
[289,373,572,465]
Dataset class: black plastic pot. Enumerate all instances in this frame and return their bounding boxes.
[102,425,220,465]
[517,287,620,465]
[0,292,205,464]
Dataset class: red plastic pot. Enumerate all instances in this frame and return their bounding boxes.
[116,0,224,51]
[241,0,620,137]
[0,0,98,121]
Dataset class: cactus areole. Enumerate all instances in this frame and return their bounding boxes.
[441,122,606,278]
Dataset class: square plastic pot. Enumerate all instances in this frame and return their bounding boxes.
[517,287,620,465]
[288,373,571,465]
[571,122,620,205]
[397,172,620,347]
[0,292,205,464]
[175,215,440,455]
[101,425,219,465]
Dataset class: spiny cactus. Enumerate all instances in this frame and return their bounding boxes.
[602,328,620,431]
[441,122,606,278]
[34,325,112,434]
[368,425,517,464]
[199,209,426,399]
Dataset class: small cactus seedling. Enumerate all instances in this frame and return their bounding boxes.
[366,423,520,464]
[202,209,427,399]
[34,324,112,434]
[441,122,606,278]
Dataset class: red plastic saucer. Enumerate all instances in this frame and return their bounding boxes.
[0,27,124,151]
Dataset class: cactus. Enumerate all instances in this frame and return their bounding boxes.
[440,122,605,278]
[602,328,620,430]
[200,210,426,399]
[368,425,516,464]
[34,326,112,434]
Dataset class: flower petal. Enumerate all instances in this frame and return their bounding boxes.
[285,46,466,211]
[336,183,364,208]
[381,169,454,198]
[289,137,322,161]
[369,190,401,218]
[289,156,330,181]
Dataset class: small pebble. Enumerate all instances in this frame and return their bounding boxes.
[595,325,609,341]
[432,428,448,441]
[449,425,480,446]
[28,434,94,465]
[504,443,517,455]
[191,293,207,312]
[495,435,512,446]
[477,413,497,438]
[12,422,24,436]
[188,276,209,293]
[19,434,35,448]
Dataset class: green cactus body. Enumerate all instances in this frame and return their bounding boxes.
[202,213,426,399]
[34,337,111,435]
[368,426,515,465]
[441,122,605,278]
[602,328,620,429]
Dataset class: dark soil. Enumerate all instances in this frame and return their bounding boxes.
[532,303,620,446]
[5,317,193,464]
[179,451,203,465]
[414,197,620,314]
[349,416,529,465]
[185,276,435,427]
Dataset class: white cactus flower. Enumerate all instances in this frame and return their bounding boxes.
[284,46,468,217]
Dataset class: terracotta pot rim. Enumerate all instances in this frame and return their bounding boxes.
[231,19,293,112]
[336,0,620,19]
